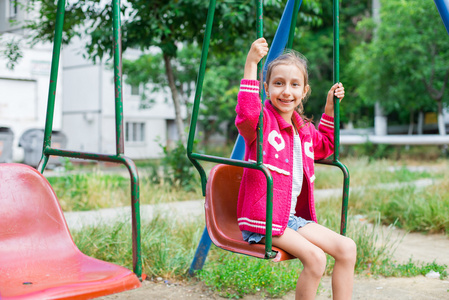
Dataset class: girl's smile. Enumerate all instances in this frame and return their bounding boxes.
[264,64,310,124]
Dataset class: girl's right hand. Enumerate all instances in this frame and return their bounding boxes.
[244,38,269,80]
[247,38,269,64]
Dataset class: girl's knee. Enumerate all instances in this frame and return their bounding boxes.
[303,248,327,278]
[337,237,357,265]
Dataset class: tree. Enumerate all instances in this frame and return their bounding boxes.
[27,0,292,144]
[0,35,23,70]
[288,0,373,127]
[348,0,449,134]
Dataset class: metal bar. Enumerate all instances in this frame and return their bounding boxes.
[333,0,349,235]
[287,0,302,49]
[121,156,142,277]
[190,153,265,171]
[187,0,217,275]
[333,0,340,162]
[43,148,124,162]
[38,0,142,279]
[186,0,216,196]
[188,227,212,276]
[255,0,276,260]
[256,0,264,167]
[341,134,449,145]
[38,0,66,173]
[316,0,350,235]
[43,147,143,277]
[113,0,124,155]
[315,159,350,235]
[114,0,142,277]
[434,0,449,35]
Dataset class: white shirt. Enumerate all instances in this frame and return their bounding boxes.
[290,133,303,216]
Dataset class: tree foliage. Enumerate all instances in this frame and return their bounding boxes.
[347,0,449,129]
[29,0,448,141]
[27,0,271,143]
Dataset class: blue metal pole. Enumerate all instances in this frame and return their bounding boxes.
[434,0,449,35]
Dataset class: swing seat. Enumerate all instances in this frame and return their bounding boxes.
[0,163,141,300]
[205,164,295,262]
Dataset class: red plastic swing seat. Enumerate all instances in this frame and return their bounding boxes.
[0,163,141,300]
[205,164,295,262]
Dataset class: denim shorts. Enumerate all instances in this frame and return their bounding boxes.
[242,215,313,244]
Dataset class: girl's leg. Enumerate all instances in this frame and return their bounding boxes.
[270,228,327,300]
[297,223,357,300]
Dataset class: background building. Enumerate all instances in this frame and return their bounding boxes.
[1,0,180,163]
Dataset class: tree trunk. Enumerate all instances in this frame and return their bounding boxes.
[437,101,446,136]
[417,110,424,135]
[375,102,387,135]
[163,53,186,144]
[408,109,414,135]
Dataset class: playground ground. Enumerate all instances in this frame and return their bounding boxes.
[97,273,449,299]
[62,189,449,300]
[96,228,449,299]
[95,230,449,300]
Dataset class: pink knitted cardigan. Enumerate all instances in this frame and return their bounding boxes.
[235,79,335,236]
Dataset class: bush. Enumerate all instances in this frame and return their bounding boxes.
[160,140,199,192]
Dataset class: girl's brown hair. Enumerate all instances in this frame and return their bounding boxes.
[265,50,312,123]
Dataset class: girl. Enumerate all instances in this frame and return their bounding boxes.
[235,38,356,300]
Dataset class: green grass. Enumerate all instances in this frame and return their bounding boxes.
[71,199,447,299]
[50,157,445,212]
[48,170,202,211]
[349,174,449,235]
[72,214,204,279]
[198,249,299,298]
[47,172,129,211]
[314,157,442,190]
[63,156,449,298]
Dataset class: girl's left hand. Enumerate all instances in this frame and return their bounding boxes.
[324,83,344,117]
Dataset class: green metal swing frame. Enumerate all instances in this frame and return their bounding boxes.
[187,0,350,261]
[37,0,143,278]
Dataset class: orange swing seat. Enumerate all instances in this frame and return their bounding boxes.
[0,163,141,299]
[205,164,295,262]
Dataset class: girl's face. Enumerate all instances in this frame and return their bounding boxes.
[264,64,310,124]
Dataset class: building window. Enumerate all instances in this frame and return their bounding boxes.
[125,122,145,142]
[9,0,18,19]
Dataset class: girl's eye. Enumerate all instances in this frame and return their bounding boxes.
[292,83,300,87]
[274,81,283,86]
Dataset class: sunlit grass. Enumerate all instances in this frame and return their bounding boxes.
[48,169,203,211]
[72,213,204,279]
[63,156,449,298]
[72,195,447,298]
[349,172,449,235]
[50,157,447,212]
[314,157,444,190]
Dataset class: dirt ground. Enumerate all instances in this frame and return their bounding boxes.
[99,276,449,300]
[99,229,449,300]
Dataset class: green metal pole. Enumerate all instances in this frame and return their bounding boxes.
[112,0,142,277]
[113,0,124,155]
[256,0,264,167]
[333,0,340,161]
[122,156,142,278]
[36,0,142,279]
[187,0,216,196]
[38,0,66,173]
[333,0,350,236]
[255,0,276,259]
[286,0,301,49]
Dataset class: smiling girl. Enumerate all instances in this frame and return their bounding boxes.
[235,38,356,300]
